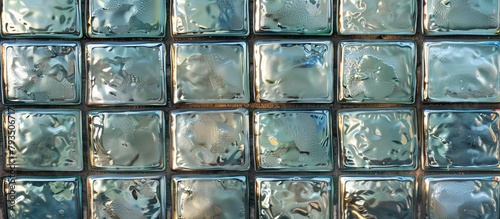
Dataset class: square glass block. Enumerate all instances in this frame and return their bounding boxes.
[86,42,166,106]
[172,175,248,219]
[423,41,500,102]
[1,0,82,38]
[171,109,250,171]
[424,110,500,170]
[2,41,81,105]
[423,0,500,35]
[87,0,166,38]
[88,174,166,219]
[256,176,333,219]
[338,108,418,170]
[254,110,333,171]
[171,42,250,104]
[254,40,334,103]
[339,41,416,103]
[3,176,81,219]
[2,109,83,171]
[88,110,165,171]
[254,0,333,35]
[340,176,416,219]
[171,0,249,37]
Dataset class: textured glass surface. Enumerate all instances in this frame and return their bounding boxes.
[2,41,81,105]
[172,175,248,219]
[424,110,500,170]
[339,41,416,103]
[423,41,500,102]
[171,109,249,170]
[338,108,418,170]
[172,0,249,36]
[88,174,166,219]
[255,110,333,171]
[256,176,332,219]
[88,110,165,171]
[340,176,416,219]
[255,0,333,35]
[254,40,334,103]
[86,42,166,106]
[338,0,417,35]
[172,42,249,103]
[2,109,83,171]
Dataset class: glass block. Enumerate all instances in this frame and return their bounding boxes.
[254,0,333,35]
[424,109,500,170]
[340,176,416,219]
[171,109,249,171]
[424,176,500,219]
[171,0,249,37]
[2,41,81,105]
[88,110,165,171]
[423,41,500,102]
[338,108,418,170]
[423,0,500,35]
[256,176,333,219]
[254,110,333,171]
[172,175,248,219]
[172,42,249,104]
[254,40,334,103]
[88,174,166,219]
[3,176,82,219]
[1,0,82,38]
[338,41,416,103]
[86,42,166,106]
[2,109,83,171]
[87,0,166,38]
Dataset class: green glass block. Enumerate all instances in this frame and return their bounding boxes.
[2,109,83,171]
[339,41,416,103]
[1,0,82,38]
[88,110,165,171]
[338,108,418,171]
[87,0,166,38]
[172,42,250,104]
[254,110,333,171]
[254,40,334,103]
[2,41,81,105]
[423,41,500,102]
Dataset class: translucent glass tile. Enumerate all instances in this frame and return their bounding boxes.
[172,175,248,219]
[86,42,166,106]
[254,40,334,103]
[254,110,333,171]
[423,41,500,102]
[88,110,165,171]
[171,109,250,171]
[338,108,418,170]
[338,41,416,103]
[424,109,500,171]
[256,176,333,219]
[1,41,81,105]
[2,109,83,171]
[87,0,166,38]
[171,42,250,104]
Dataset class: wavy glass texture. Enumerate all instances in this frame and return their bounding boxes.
[2,109,83,171]
[339,41,416,103]
[88,110,165,171]
[171,109,249,171]
[255,110,333,171]
[86,42,166,106]
[256,177,332,219]
[423,41,500,102]
[255,41,334,103]
[172,42,249,103]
